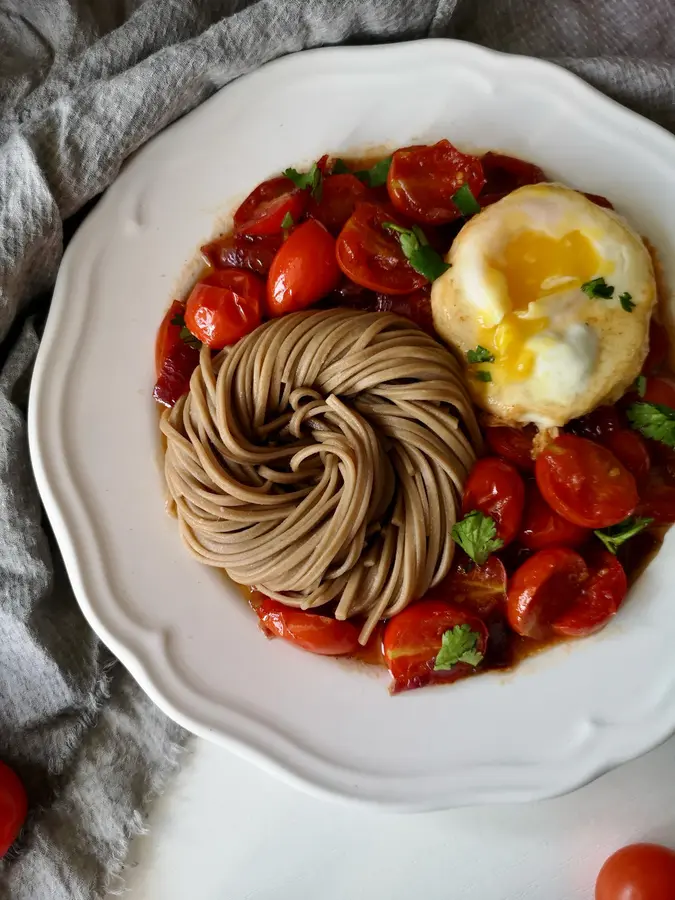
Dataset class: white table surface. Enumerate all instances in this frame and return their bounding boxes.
[108,733,675,899]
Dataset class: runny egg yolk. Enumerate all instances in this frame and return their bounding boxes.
[476,229,603,382]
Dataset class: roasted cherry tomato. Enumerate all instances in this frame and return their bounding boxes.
[479,151,546,206]
[596,843,675,900]
[185,269,263,349]
[308,173,370,234]
[233,176,307,236]
[374,289,434,334]
[425,554,507,619]
[584,192,614,210]
[153,301,200,408]
[637,467,675,524]
[387,140,486,224]
[268,219,340,315]
[155,299,185,376]
[605,429,650,486]
[507,547,588,640]
[553,547,626,638]
[383,599,488,693]
[535,434,638,529]
[484,424,536,471]
[336,202,427,295]
[201,232,282,276]
[643,319,669,375]
[256,597,360,656]
[567,405,622,442]
[462,457,526,547]
[0,761,27,857]
[642,374,675,407]
[519,482,590,551]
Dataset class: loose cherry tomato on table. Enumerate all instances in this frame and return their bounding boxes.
[519,481,590,551]
[256,597,360,656]
[383,599,488,693]
[153,300,201,408]
[424,554,507,619]
[479,151,547,206]
[184,269,264,349]
[387,140,486,224]
[596,843,675,900]
[484,424,537,471]
[268,219,340,315]
[535,434,638,529]
[335,202,427,295]
[233,175,308,236]
[201,232,283,276]
[308,173,370,234]
[0,760,27,857]
[462,457,526,547]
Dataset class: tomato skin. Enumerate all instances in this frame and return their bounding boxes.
[553,548,626,637]
[605,429,650,487]
[507,547,588,640]
[643,319,669,375]
[424,554,507,619]
[479,151,546,206]
[485,424,536,471]
[155,299,185,377]
[0,761,27,857]
[256,598,360,656]
[596,843,675,900]
[535,435,638,529]
[387,140,486,224]
[233,176,308,236]
[201,232,282,276]
[519,482,590,551]
[383,599,488,694]
[336,202,427,295]
[185,270,263,349]
[268,219,340,315]
[308,173,370,234]
[153,300,200,408]
[462,457,526,547]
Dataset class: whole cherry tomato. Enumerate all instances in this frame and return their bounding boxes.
[335,202,427,295]
[383,599,488,693]
[479,151,547,206]
[553,547,626,638]
[185,269,263,349]
[387,140,486,224]
[485,424,537,471]
[200,232,282,276]
[424,554,507,619]
[462,457,526,547]
[308,173,370,234]
[519,481,590,551]
[268,219,340,315]
[233,175,307,236]
[596,843,675,900]
[0,761,27,857]
[256,597,360,656]
[535,435,638,528]
[153,300,200,408]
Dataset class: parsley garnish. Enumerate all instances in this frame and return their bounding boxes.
[452,184,481,216]
[634,375,646,397]
[581,276,614,299]
[283,162,323,201]
[627,401,675,447]
[171,313,201,348]
[620,291,635,312]
[434,624,484,671]
[594,516,653,555]
[474,370,492,382]
[451,510,504,566]
[281,211,294,229]
[467,345,495,364]
[354,156,392,188]
[332,158,350,175]
[382,222,450,282]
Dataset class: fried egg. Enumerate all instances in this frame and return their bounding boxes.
[431,184,656,428]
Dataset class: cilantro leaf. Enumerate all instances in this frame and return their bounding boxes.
[620,291,635,312]
[634,375,646,397]
[474,370,492,382]
[452,184,481,216]
[581,276,614,299]
[434,624,484,671]
[171,311,201,348]
[594,516,654,555]
[281,211,294,229]
[283,162,323,201]
[451,510,504,566]
[332,158,350,175]
[382,222,450,282]
[467,345,495,364]
[354,156,392,188]
[627,401,675,447]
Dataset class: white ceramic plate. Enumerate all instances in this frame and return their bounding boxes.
[29,40,675,811]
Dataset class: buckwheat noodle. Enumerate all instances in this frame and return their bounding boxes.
[160,308,481,643]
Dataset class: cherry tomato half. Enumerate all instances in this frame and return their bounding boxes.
[519,481,590,551]
[336,202,427,295]
[387,140,486,224]
[308,173,370,234]
[185,269,263,349]
[155,299,185,377]
[643,319,669,375]
[233,176,308,236]
[637,467,675,524]
[553,547,626,638]
[535,434,638,529]
[643,374,675,408]
[479,151,547,206]
[383,599,488,694]
[485,424,537,471]
[605,429,650,487]
[267,219,340,315]
[0,761,27,857]
[596,843,675,900]
[153,301,200,408]
[462,457,526,547]
[424,554,507,619]
[201,232,282,276]
[256,598,360,656]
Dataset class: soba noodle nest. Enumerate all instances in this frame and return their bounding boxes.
[160,308,481,643]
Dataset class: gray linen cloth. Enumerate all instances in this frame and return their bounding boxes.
[1,1,674,897]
